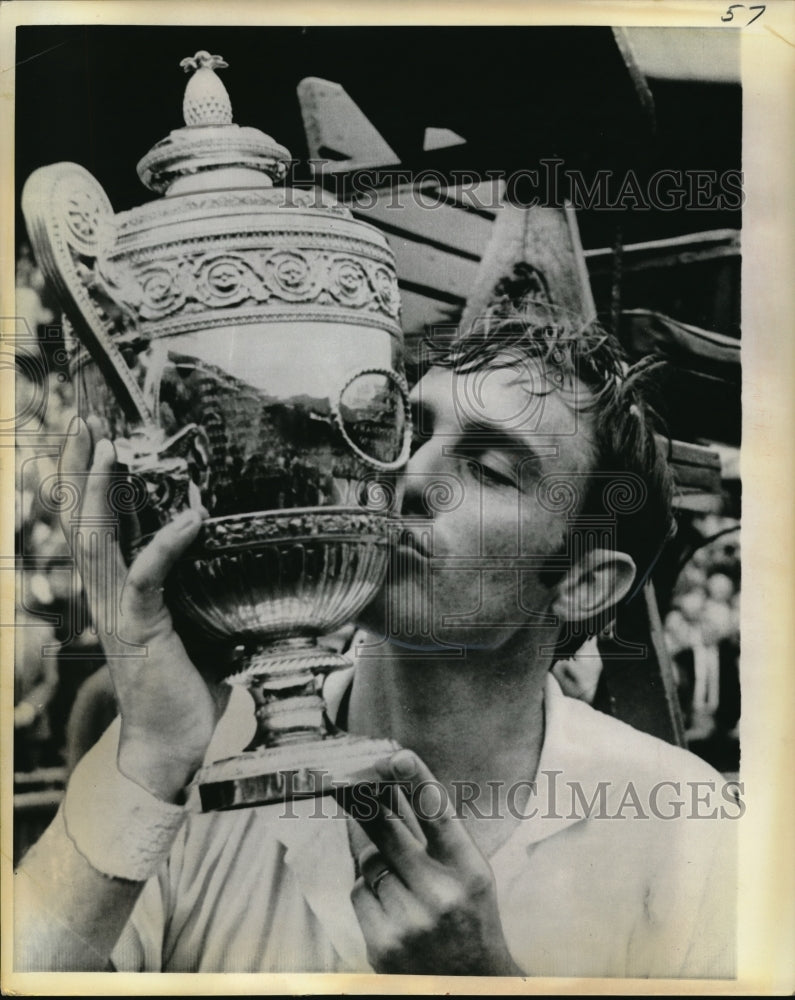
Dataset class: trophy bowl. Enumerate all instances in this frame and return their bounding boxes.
[22,51,410,810]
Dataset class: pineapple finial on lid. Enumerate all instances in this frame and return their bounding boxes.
[137,50,292,193]
[180,51,232,126]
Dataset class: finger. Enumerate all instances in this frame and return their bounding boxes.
[379,780,427,846]
[346,807,373,866]
[367,868,406,911]
[84,413,106,448]
[79,437,117,523]
[336,776,422,843]
[359,844,399,891]
[342,790,429,892]
[117,504,143,564]
[358,847,427,924]
[122,509,203,622]
[68,437,132,641]
[56,416,92,541]
[383,750,478,866]
[357,844,402,902]
[350,877,393,948]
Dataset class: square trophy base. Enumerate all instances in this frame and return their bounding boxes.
[192,734,402,811]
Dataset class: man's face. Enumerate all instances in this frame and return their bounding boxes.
[359,360,597,653]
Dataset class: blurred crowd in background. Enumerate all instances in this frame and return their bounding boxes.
[14,247,116,778]
[12,249,741,788]
[663,516,741,773]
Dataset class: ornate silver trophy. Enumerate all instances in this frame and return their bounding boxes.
[22,51,410,810]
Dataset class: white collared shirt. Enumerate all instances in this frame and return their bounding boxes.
[111,673,737,977]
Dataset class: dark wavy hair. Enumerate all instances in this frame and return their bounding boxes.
[428,293,676,657]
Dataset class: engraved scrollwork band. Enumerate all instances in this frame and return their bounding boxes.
[95,244,401,335]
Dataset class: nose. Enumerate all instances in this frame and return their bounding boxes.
[398,437,439,518]
[399,367,454,518]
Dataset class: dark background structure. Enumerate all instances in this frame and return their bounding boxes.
[16,26,740,245]
[15,24,742,437]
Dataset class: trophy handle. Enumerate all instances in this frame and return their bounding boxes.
[334,367,414,472]
[21,163,155,426]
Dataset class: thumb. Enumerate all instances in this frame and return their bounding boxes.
[121,509,204,622]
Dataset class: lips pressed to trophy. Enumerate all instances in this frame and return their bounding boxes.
[22,51,413,810]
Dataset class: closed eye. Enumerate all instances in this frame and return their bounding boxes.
[465,456,518,488]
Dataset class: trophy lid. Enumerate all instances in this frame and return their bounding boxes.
[137,51,293,195]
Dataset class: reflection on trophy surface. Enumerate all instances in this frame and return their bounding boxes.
[22,51,412,811]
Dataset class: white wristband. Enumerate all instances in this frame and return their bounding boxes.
[63,718,187,882]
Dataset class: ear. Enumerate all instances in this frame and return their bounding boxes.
[551,548,637,623]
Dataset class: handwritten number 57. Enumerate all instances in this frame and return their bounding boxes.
[722,4,766,25]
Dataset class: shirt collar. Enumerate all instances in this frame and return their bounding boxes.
[492,672,604,852]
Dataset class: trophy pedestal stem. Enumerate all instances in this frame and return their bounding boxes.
[192,636,400,812]
[228,637,349,752]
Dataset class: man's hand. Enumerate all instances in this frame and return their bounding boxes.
[13,419,229,972]
[344,750,525,976]
[58,419,224,801]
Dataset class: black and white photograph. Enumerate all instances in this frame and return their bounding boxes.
[2,2,793,993]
